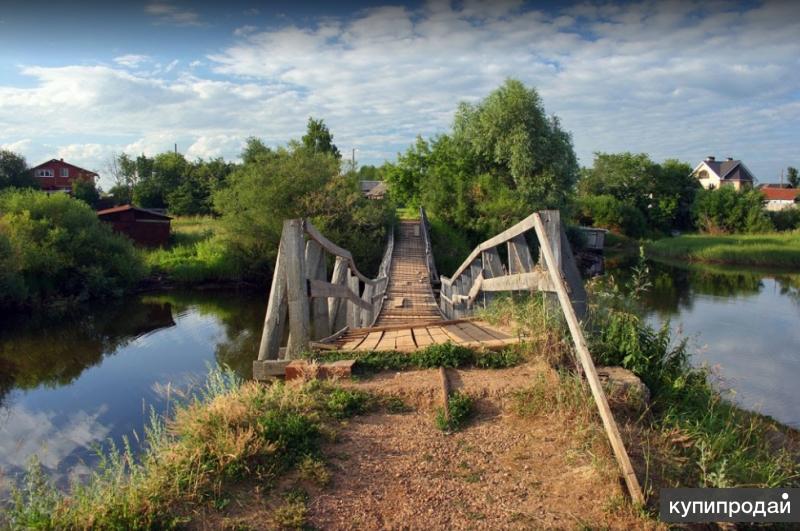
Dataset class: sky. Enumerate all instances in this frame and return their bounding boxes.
[0,0,798,189]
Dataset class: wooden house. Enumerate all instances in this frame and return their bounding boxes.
[96,204,172,247]
[31,158,98,194]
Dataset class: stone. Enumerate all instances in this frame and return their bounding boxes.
[597,366,650,408]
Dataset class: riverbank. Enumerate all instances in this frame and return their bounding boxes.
[646,232,800,268]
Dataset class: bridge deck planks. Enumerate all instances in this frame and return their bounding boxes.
[327,219,520,352]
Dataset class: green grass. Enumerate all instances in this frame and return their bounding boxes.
[647,232,800,268]
[396,206,419,220]
[144,216,242,283]
[4,368,373,530]
[435,391,474,432]
[307,342,524,373]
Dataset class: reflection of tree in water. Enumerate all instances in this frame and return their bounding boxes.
[141,291,263,380]
[0,299,175,408]
[775,275,800,309]
[610,259,766,317]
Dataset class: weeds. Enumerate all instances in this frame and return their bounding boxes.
[436,392,474,432]
[5,368,376,529]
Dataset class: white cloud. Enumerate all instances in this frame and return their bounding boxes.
[0,139,32,153]
[114,54,151,68]
[234,25,257,37]
[1,0,799,181]
[145,2,203,26]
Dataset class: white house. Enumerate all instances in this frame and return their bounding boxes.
[691,156,756,190]
[761,187,800,211]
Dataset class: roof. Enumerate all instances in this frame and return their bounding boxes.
[359,180,383,193]
[32,158,99,176]
[694,159,755,182]
[366,181,388,198]
[96,204,172,219]
[761,188,800,201]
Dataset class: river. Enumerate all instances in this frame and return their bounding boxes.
[1,260,799,496]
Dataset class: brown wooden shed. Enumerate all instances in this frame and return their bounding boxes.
[97,204,172,247]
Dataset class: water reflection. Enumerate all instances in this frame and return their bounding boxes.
[0,290,263,495]
[608,258,800,428]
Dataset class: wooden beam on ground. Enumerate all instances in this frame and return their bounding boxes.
[533,213,644,505]
[439,367,450,424]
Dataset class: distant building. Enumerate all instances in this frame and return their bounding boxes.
[691,156,755,190]
[359,180,387,200]
[31,158,98,194]
[97,204,172,247]
[761,188,800,211]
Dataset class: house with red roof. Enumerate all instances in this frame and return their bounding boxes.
[691,156,756,191]
[761,187,800,211]
[31,158,98,194]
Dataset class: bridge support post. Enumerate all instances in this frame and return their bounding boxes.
[283,219,310,359]
[305,239,331,340]
[256,239,288,361]
[328,256,349,332]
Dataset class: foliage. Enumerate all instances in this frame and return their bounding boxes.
[787,166,799,188]
[692,186,772,234]
[214,141,392,281]
[646,232,800,267]
[144,216,243,283]
[301,116,341,159]
[386,79,578,247]
[577,152,697,236]
[0,149,36,190]
[5,368,377,529]
[768,208,800,232]
[0,189,146,307]
[435,391,474,432]
[71,178,100,207]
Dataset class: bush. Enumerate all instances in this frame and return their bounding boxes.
[577,194,647,238]
[435,391,474,432]
[768,208,800,231]
[692,187,772,233]
[0,189,146,307]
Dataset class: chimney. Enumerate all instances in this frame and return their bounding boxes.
[726,157,733,161]
[60,158,64,162]
[705,156,716,162]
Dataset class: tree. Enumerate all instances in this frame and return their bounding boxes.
[0,150,36,190]
[692,187,772,233]
[453,79,579,212]
[787,166,799,188]
[383,136,430,206]
[72,178,100,207]
[301,117,341,159]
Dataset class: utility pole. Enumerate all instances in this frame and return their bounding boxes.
[174,143,178,155]
[351,148,356,174]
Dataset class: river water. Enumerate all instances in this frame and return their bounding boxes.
[1,260,799,495]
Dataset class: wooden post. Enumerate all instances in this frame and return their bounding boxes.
[508,234,534,274]
[256,239,288,361]
[439,367,450,424]
[560,226,588,320]
[539,210,561,273]
[347,271,360,327]
[305,240,331,340]
[328,256,348,332]
[283,219,310,359]
[361,283,374,327]
[533,213,644,505]
[470,258,483,309]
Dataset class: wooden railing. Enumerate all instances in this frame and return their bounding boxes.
[438,210,586,320]
[438,209,643,504]
[254,219,393,368]
[419,206,439,286]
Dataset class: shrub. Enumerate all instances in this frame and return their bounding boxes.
[768,208,800,232]
[577,194,648,238]
[692,187,772,234]
[435,391,474,431]
[0,189,146,307]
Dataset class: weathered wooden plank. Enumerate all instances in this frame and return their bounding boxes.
[304,220,381,286]
[257,239,288,361]
[347,273,361,328]
[480,271,555,293]
[283,219,310,359]
[426,326,450,344]
[359,330,384,351]
[456,322,496,342]
[482,248,505,278]
[309,279,371,311]
[328,256,349,332]
[375,329,398,350]
[539,210,562,273]
[533,213,644,505]
[412,327,434,347]
[560,225,588,320]
[361,283,375,329]
[441,324,472,344]
[396,329,415,351]
[508,234,534,274]
[305,240,331,340]
[253,360,292,380]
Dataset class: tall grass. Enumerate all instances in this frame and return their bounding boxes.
[144,216,243,283]
[647,232,800,268]
[5,368,373,529]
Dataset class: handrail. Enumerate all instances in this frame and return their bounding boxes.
[304,220,384,286]
[369,227,394,326]
[419,206,439,284]
[441,212,538,286]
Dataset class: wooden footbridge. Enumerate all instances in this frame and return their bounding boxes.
[253,208,644,504]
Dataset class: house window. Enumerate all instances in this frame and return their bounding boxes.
[698,170,708,179]
[36,169,54,177]
[60,167,69,177]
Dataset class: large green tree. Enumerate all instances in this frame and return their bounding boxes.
[787,166,799,188]
[301,117,341,159]
[0,150,36,190]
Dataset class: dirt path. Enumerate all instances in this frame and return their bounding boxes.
[308,363,654,530]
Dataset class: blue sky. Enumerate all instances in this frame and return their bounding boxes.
[1,0,798,189]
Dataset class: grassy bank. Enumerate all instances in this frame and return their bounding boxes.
[647,232,800,268]
[144,216,243,284]
[5,368,379,529]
